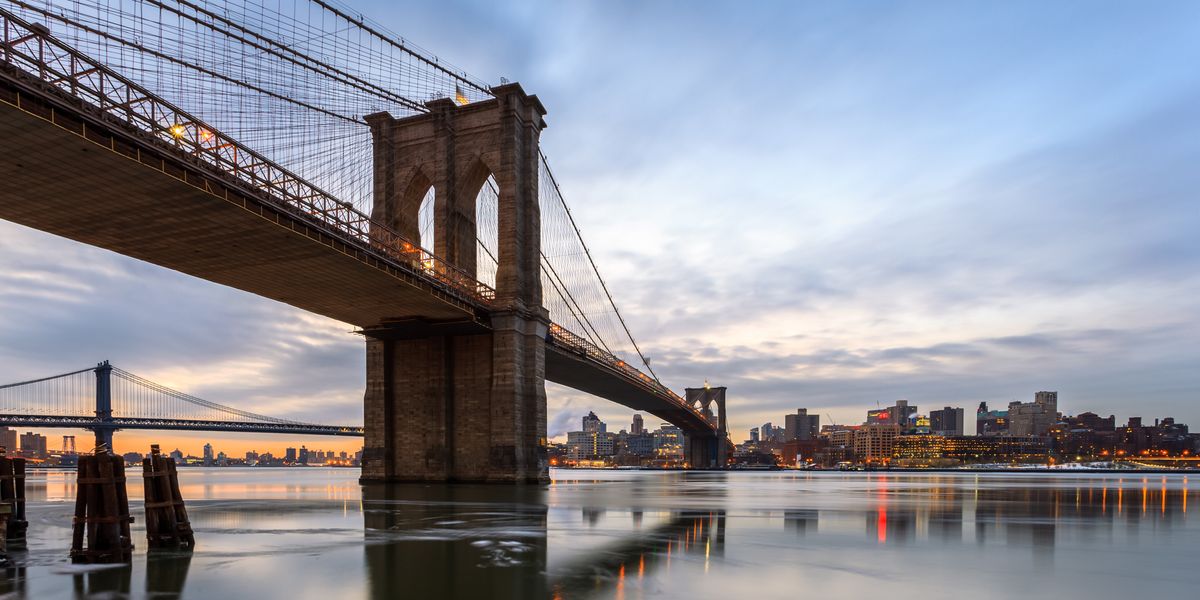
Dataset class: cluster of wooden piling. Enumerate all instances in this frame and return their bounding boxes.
[0,444,195,565]
[70,448,134,563]
[142,445,194,550]
[0,453,27,548]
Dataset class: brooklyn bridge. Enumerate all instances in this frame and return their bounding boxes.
[0,0,730,481]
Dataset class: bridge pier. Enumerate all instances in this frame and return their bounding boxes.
[684,434,721,469]
[360,84,549,484]
[360,314,548,484]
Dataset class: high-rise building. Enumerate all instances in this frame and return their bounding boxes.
[285,447,298,463]
[749,427,760,443]
[245,450,259,464]
[631,414,644,435]
[582,411,606,433]
[299,446,310,465]
[976,402,1009,436]
[866,401,917,428]
[785,408,820,441]
[19,432,48,459]
[169,448,184,464]
[930,407,965,436]
[62,435,76,455]
[202,443,214,465]
[0,427,16,455]
[1008,392,1058,437]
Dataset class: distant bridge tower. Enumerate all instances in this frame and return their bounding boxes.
[684,384,728,468]
[92,360,116,451]
[360,84,549,483]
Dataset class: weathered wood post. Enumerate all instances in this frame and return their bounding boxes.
[0,502,10,565]
[70,447,133,563]
[0,449,26,546]
[142,445,194,550]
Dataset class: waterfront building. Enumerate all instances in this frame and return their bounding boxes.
[749,427,760,443]
[169,448,184,464]
[653,425,684,461]
[567,430,616,459]
[285,447,297,463]
[785,409,820,441]
[624,433,655,457]
[299,446,310,465]
[976,402,1009,436]
[894,435,1051,465]
[930,407,965,436]
[203,443,214,465]
[0,427,16,454]
[853,424,900,464]
[19,431,47,458]
[1008,392,1058,437]
[827,428,856,449]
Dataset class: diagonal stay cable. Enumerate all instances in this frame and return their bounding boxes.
[538,152,661,382]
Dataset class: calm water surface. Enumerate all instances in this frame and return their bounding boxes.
[2,468,1196,598]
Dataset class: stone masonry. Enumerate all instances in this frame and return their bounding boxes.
[359,84,549,483]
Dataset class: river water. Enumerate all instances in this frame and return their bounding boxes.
[3,468,1196,598]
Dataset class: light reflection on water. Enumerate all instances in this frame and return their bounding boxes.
[1,469,1196,598]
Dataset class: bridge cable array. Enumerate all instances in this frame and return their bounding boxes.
[1,0,669,392]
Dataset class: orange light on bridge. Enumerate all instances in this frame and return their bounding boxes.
[169,124,186,138]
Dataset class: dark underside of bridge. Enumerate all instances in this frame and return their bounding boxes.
[0,75,478,328]
[544,347,714,437]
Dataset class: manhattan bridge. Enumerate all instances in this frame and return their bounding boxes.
[0,0,730,481]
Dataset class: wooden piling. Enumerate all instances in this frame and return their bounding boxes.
[0,451,27,545]
[70,448,134,563]
[143,445,194,550]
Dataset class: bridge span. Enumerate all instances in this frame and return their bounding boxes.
[0,361,364,447]
[0,3,729,481]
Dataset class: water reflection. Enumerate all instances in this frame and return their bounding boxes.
[7,470,1199,598]
[72,564,131,598]
[145,551,193,599]
[548,511,726,599]
[362,484,548,600]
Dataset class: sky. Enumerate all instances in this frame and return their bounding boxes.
[2,0,1200,454]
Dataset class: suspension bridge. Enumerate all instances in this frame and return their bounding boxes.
[0,0,729,482]
[0,361,364,446]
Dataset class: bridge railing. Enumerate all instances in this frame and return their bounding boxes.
[548,324,703,420]
[0,7,494,305]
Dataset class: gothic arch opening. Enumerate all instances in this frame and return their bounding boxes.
[460,157,499,290]
[417,186,435,251]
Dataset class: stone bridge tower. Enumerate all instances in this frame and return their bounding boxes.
[684,384,728,468]
[359,83,549,483]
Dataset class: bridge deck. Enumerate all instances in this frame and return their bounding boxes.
[545,343,714,436]
[0,75,477,327]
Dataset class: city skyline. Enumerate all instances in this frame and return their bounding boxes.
[4,0,1200,448]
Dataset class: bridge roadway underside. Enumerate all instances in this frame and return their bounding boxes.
[0,85,477,328]
[544,345,716,438]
